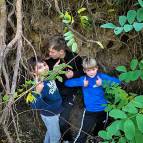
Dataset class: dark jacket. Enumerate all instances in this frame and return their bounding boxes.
[46,51,84,103]
[30,80,63,116]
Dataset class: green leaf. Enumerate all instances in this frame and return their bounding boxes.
[139,59,143,70]
[72,42,78,52]
[134,96,143,104]
[133,22,143,31]
[123,24,133,32]
[128,70,140,81]
[109,109,127,119]
[107,120,122,136]
[140,71,143,80]
[124,119,135,140]
[114,27,123,35]
[119,16,127,26]
[138,0,143,7]
[100,23,116,29]
[64,31,73,37]
[118,137,127,143]
[127,10,136,24]
[137,7,143,22]
[135,129,143,143]
[78,7,86,14]
[136,114,143,133]
[98,130,111,140]
[67,38,75,47]
[119,73,129,81]
[64,34,74,41]
[56,76,63,82]
[116,66,127,72]
[131,100,143,108]
[122,103,138,114]
[130,59,138,70]
[3,95,9,102]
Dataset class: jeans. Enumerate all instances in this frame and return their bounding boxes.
[41,114,61,143]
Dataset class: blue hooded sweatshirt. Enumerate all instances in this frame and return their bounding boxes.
[65,72,121,112]
[31,80,63,116]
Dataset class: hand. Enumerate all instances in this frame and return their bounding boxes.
[54,59,60,67]
[65,69,74,79]
[84,77,89,87]
[96,76,102,86]
[35,82,44,93]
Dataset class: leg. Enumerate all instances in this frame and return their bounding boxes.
[41,114,61,143]
[74,110,96,143]
[59,102,73,141]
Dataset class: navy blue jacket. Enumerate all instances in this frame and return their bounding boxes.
[65,72,121,112]
[31,80,63,116]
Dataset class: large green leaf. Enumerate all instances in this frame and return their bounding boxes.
[124,119,135,140]
[114,27,123,35]
[139,59,143,70]
[118,137,127,143]
[138,0,143,7]
[136,114,143,133]
[72,42,78,52]
[130,59,138,70]
[127,10,136,24]
[134,95,143,104]
[98,130,111,140]
[109,109,127,119]
[119,16,127,26]
[128,70,140,81]
[119,72,129,81]
[122,103,138,114]
[140,71,143,80]
[116,66,127,72]
[67,38,75,47]
[100,23,116,29]
[133,22,143,31]
[135,129,143,143]
[137,8,143,22]
[107,120,122,136]
[123,24,133,32]
[131,100,143,108]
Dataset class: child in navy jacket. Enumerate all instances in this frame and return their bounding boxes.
[28,57,63,143]
[65,58,121,143]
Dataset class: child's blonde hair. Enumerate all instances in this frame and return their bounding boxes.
[82,57,97,69]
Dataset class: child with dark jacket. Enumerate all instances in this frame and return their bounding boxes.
[28,57,63,143]
[65,57,121,143]
[45,35,84,142]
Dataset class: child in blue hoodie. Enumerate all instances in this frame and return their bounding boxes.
[65,57,121,143]
[28,57,63,143]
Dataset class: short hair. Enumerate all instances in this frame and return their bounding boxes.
[48,35,70,51]
[82,57,97,69]
[27,56,43,72]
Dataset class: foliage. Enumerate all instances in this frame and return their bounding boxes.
[116,59,143,82]
[60,8,92,52]
[100,0,143,35]
[2,63,70,103]
[98,59,143,143]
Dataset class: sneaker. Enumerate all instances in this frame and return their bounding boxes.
[63,141,70,143]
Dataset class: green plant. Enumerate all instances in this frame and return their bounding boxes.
[100,0,143,35]
[116,59,143,82]
[99,83,143,143]
[98,58,143,143]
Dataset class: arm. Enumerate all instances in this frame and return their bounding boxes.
[65,76,85,87]
[99,73,121,85]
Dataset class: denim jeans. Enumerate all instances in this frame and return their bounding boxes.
[41,114,61,143]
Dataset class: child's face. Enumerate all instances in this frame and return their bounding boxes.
[34,62,49,76]
[84,67,98,78]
